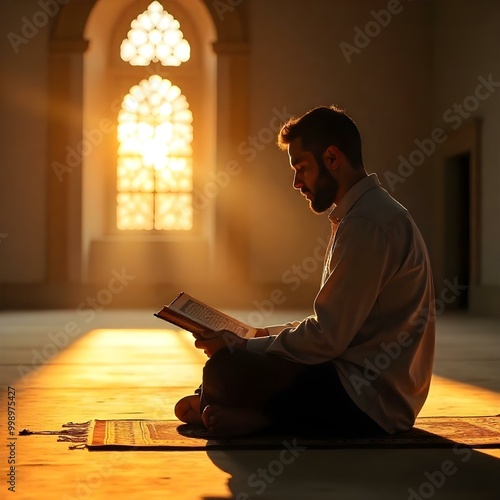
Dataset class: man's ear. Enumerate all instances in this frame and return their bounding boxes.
[322,145,340,171]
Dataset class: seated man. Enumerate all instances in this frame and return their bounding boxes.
[175,105,435,437]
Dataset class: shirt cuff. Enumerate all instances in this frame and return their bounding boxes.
[245,336,276,352]
[265,322,299,336]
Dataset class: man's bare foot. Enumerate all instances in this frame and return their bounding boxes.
[202,404,271,437]
[174,394,203,425]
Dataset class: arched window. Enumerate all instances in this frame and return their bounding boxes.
[117,75,193,230]
[116,1,194,231]
[120,1,190,67]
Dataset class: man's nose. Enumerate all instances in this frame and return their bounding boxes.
[293,171,303,190]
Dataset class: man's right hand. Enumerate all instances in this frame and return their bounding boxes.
[254,328,270,338]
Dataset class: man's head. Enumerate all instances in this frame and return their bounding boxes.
[277,105,365,213]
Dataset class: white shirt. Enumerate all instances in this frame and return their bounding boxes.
[246,173,435,433]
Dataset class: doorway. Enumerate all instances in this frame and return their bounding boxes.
[443,152,470,310]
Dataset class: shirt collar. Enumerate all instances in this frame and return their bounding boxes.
[329,173,381,223]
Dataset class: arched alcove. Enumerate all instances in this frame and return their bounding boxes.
[47,0,250,298]
[83,0,216,285]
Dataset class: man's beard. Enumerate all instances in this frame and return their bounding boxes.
[306,159,338,214]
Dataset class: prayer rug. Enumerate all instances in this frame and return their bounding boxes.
[19,415,500,450]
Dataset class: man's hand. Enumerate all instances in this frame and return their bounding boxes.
[254,328,270,337]
[194,330,247,357]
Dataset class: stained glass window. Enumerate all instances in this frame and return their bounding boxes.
[116,75,193,230]
[117,0,193,231]
[120,1,190,66]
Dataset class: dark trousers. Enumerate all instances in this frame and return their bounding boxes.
[199,347,386,436]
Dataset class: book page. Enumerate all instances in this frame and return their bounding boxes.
[169,293,253,338]
[178,299,250,337]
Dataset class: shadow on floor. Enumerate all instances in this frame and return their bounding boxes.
[206,446,499,499]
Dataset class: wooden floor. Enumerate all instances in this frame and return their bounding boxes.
[1,309,499,499]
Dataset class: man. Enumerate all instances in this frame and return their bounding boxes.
[175,105,435,437]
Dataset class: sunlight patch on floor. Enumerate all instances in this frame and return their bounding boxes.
[16,328,206,391]
[421,374,500,417]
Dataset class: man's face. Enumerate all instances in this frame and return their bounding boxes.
[288,137,338,214]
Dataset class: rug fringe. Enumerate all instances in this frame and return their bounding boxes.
[19,421,91,438]
[62,421,91,428]
[58,436,87,443]
[68,443,87,450]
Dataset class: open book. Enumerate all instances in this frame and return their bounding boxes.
[154,292,257,339]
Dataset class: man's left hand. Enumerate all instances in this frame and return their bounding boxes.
[194,330,247,357]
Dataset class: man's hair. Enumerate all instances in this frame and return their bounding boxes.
[277,105,364,168]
